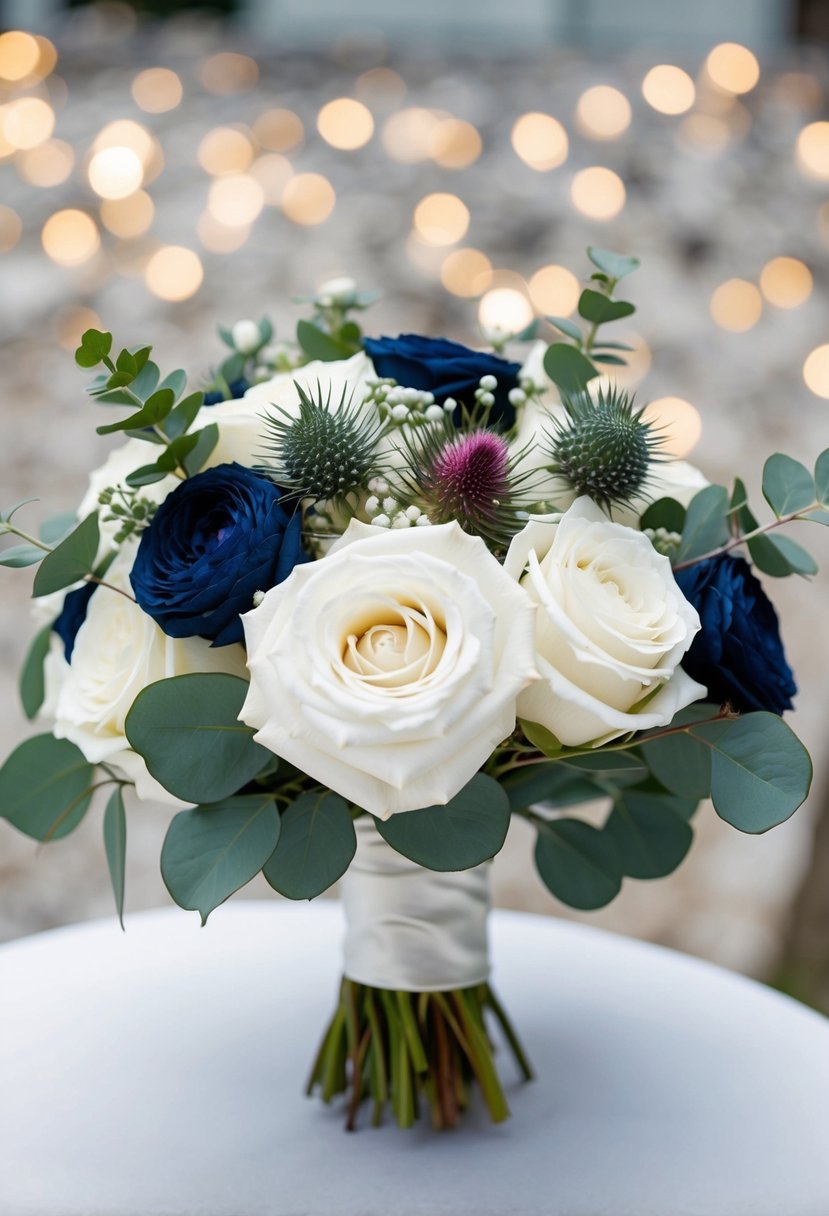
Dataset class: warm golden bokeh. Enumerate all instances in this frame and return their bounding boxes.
[803,345,829,398]
[759,257,813,309]
[207,174,265,227]
[197,126,255,176]
[87,146,143,199]
[413,193,470,246]
[252,108,304,152]
[131,67,183,114]
[511,112,569,170]
[197,211,252,254]
[0,203,22,253]
[430,118,482,168]
[281,173,336,225]
[250,153,294,205]
[1,97,55,150]
[144,245,203,301]
[100,190,155,239]
[705,43,760,95]
[641,65,696,115]
[16,138,74,187]
[641,397,703,458]
[41,209,100,267]
[528,264,580,316]
[796,122,829,181]
[381,107,443,163]
[710,278,763,331]
[0,31,41,82]
[575,86,632,140]
[478,286,533,334]
[92,120,162,183]
[200,52,258,95]
[570,166,626,220]
[440,248,493,297]
[56,305,104,351]
[679,113,732,153]
[355,66,407,106]
[317,98,374,150]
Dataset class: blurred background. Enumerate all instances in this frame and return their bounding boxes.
[1,0,828,1010]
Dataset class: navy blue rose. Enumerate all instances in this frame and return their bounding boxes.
[130,463,307,647]
[203,378,250,406]
[53,582,96,661]
[675,554,796,715]
[364,334,521,428]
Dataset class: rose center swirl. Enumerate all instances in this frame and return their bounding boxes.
[342,603,447,690]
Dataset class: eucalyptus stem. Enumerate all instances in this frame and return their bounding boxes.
[307,979,532,1131]
[672,502,822,571]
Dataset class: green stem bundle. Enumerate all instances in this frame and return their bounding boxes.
[307,979,533,1131]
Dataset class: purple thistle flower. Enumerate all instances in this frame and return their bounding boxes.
[426,431,510,525]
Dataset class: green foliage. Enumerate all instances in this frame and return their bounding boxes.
[500,763,599,812]
[375,774,510,871]
[731,478,816,578]
[545,315,582,342]
[542,343,597,394]
[74,328,112,368]
[163,392,204,439]
[32,513,99,597]
[674,484,730,562]
[762,453,816,517]
[0,544,43,568]
[296,318,355,362]
[0,734,95,841]
[813,447,829,504]
[18,623,52,720]
[587,247,640,280]
[640,496,686,534]
[262,791,356,899]
[103,787,127,929]
[125,673,270,804]
[96,387,175,436]
[161,795,280,924]
[604,788,695,880]
[577,290,636,325]
[534,818,622,909]
[640,722,712,800]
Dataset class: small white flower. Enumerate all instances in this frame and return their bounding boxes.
[231,319,262,355]
[479,374,498,391]
[317,276,357,306]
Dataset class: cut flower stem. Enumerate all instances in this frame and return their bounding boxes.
[307,978,533,1131]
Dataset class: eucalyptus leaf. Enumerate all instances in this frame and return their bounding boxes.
[577,289,636,325]
[125,464,170,488]
[125,673,270,804]
[161,795,280,923]
[39,511,78,545]
[543,343,598,395]
[501,763,599,812]
[0,544,44,567]
[586,248,640,281]
[376,774,511,871]
[19,623,52,720]
[32,514,99,597]
[762,453,815,518]
[157,369,187,401]
[296,319,352,362]
[545,315,583,342]
[519,718,564,756]
[103,786,127,929]
[814,448,829,504]
[640,497,686,534]
[164,391,204,439]
[534,818,622,909]
[183,423,219,475]
[640,728,711,800]
[604,790,695,880]
[263,792,355,899]
[748,532,817,578]
[675,485,729,562]
[0,734,94,841]
[96,388,175,436]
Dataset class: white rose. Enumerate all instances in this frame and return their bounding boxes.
[505,496,704,748]
[53,550,248,805]
[240,521,538,819]
[230,319,261,354]
[243,351,377,422]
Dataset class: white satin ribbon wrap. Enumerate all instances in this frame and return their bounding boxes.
[341,817,491,992]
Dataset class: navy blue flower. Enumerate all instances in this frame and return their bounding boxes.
[364,334,521,428]
[203,378,250,406]
[675,554,796,715]
[130,463,307,647]
[53,582,96,661]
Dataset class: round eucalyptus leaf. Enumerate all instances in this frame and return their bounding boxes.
[534,818,622,910]
[604,792,694,880]
[0,734,94,841]
[376,774,511,872]
[263,792,356,900]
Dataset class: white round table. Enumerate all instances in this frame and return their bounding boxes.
[1,902,827,1216]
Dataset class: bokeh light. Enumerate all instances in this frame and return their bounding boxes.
[197,211,251,254]
[88,146,143,199]
[2,97,55,150]
[529,264,580,315]
[200,52,258,96]
[100,190,155,238]
[642,65,696,115]
[144,245,203,301]
[207,174,265,227]
[56,305,103,351]
[92,120,162,184]
[759,257,813,309]
[570,167,626,220]
[796,122,829,181]
[440,248,492,297]
[575,86,632,140]
[710,278,763,331]
[705,43,760,95]
[16,138,74,187]
[131,67,183,113]
[430,118,482,168]
[413,193,470,246]
[281,173,336,225]
[197,126,254,176]
[0,204,22,253]
[41,209,100,267]
[679,113,732,154]
[511,112,569,170]
[317,98,374,149]
[0,31,41,82]
[252,108,304,152]
[478,287,533,335]
[382,107,443,163]
[641,397,702,458]
[250,153,294,205]
[803,345,829,398]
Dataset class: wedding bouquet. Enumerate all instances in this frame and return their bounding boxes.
[1,249,823,1131]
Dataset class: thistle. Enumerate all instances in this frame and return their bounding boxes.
[392,420,535,548]
[258,381,385,506]
[543,385,664,511]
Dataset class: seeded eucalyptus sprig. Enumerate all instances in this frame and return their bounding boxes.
[543,247,639,396]
[542,385,665,512]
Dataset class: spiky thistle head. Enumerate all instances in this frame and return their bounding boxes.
[257,380,384,506]
[542,385,664,511]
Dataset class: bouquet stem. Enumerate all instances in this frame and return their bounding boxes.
[307,978,533,1130]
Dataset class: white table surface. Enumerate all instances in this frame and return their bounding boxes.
[1,901,828,1216]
